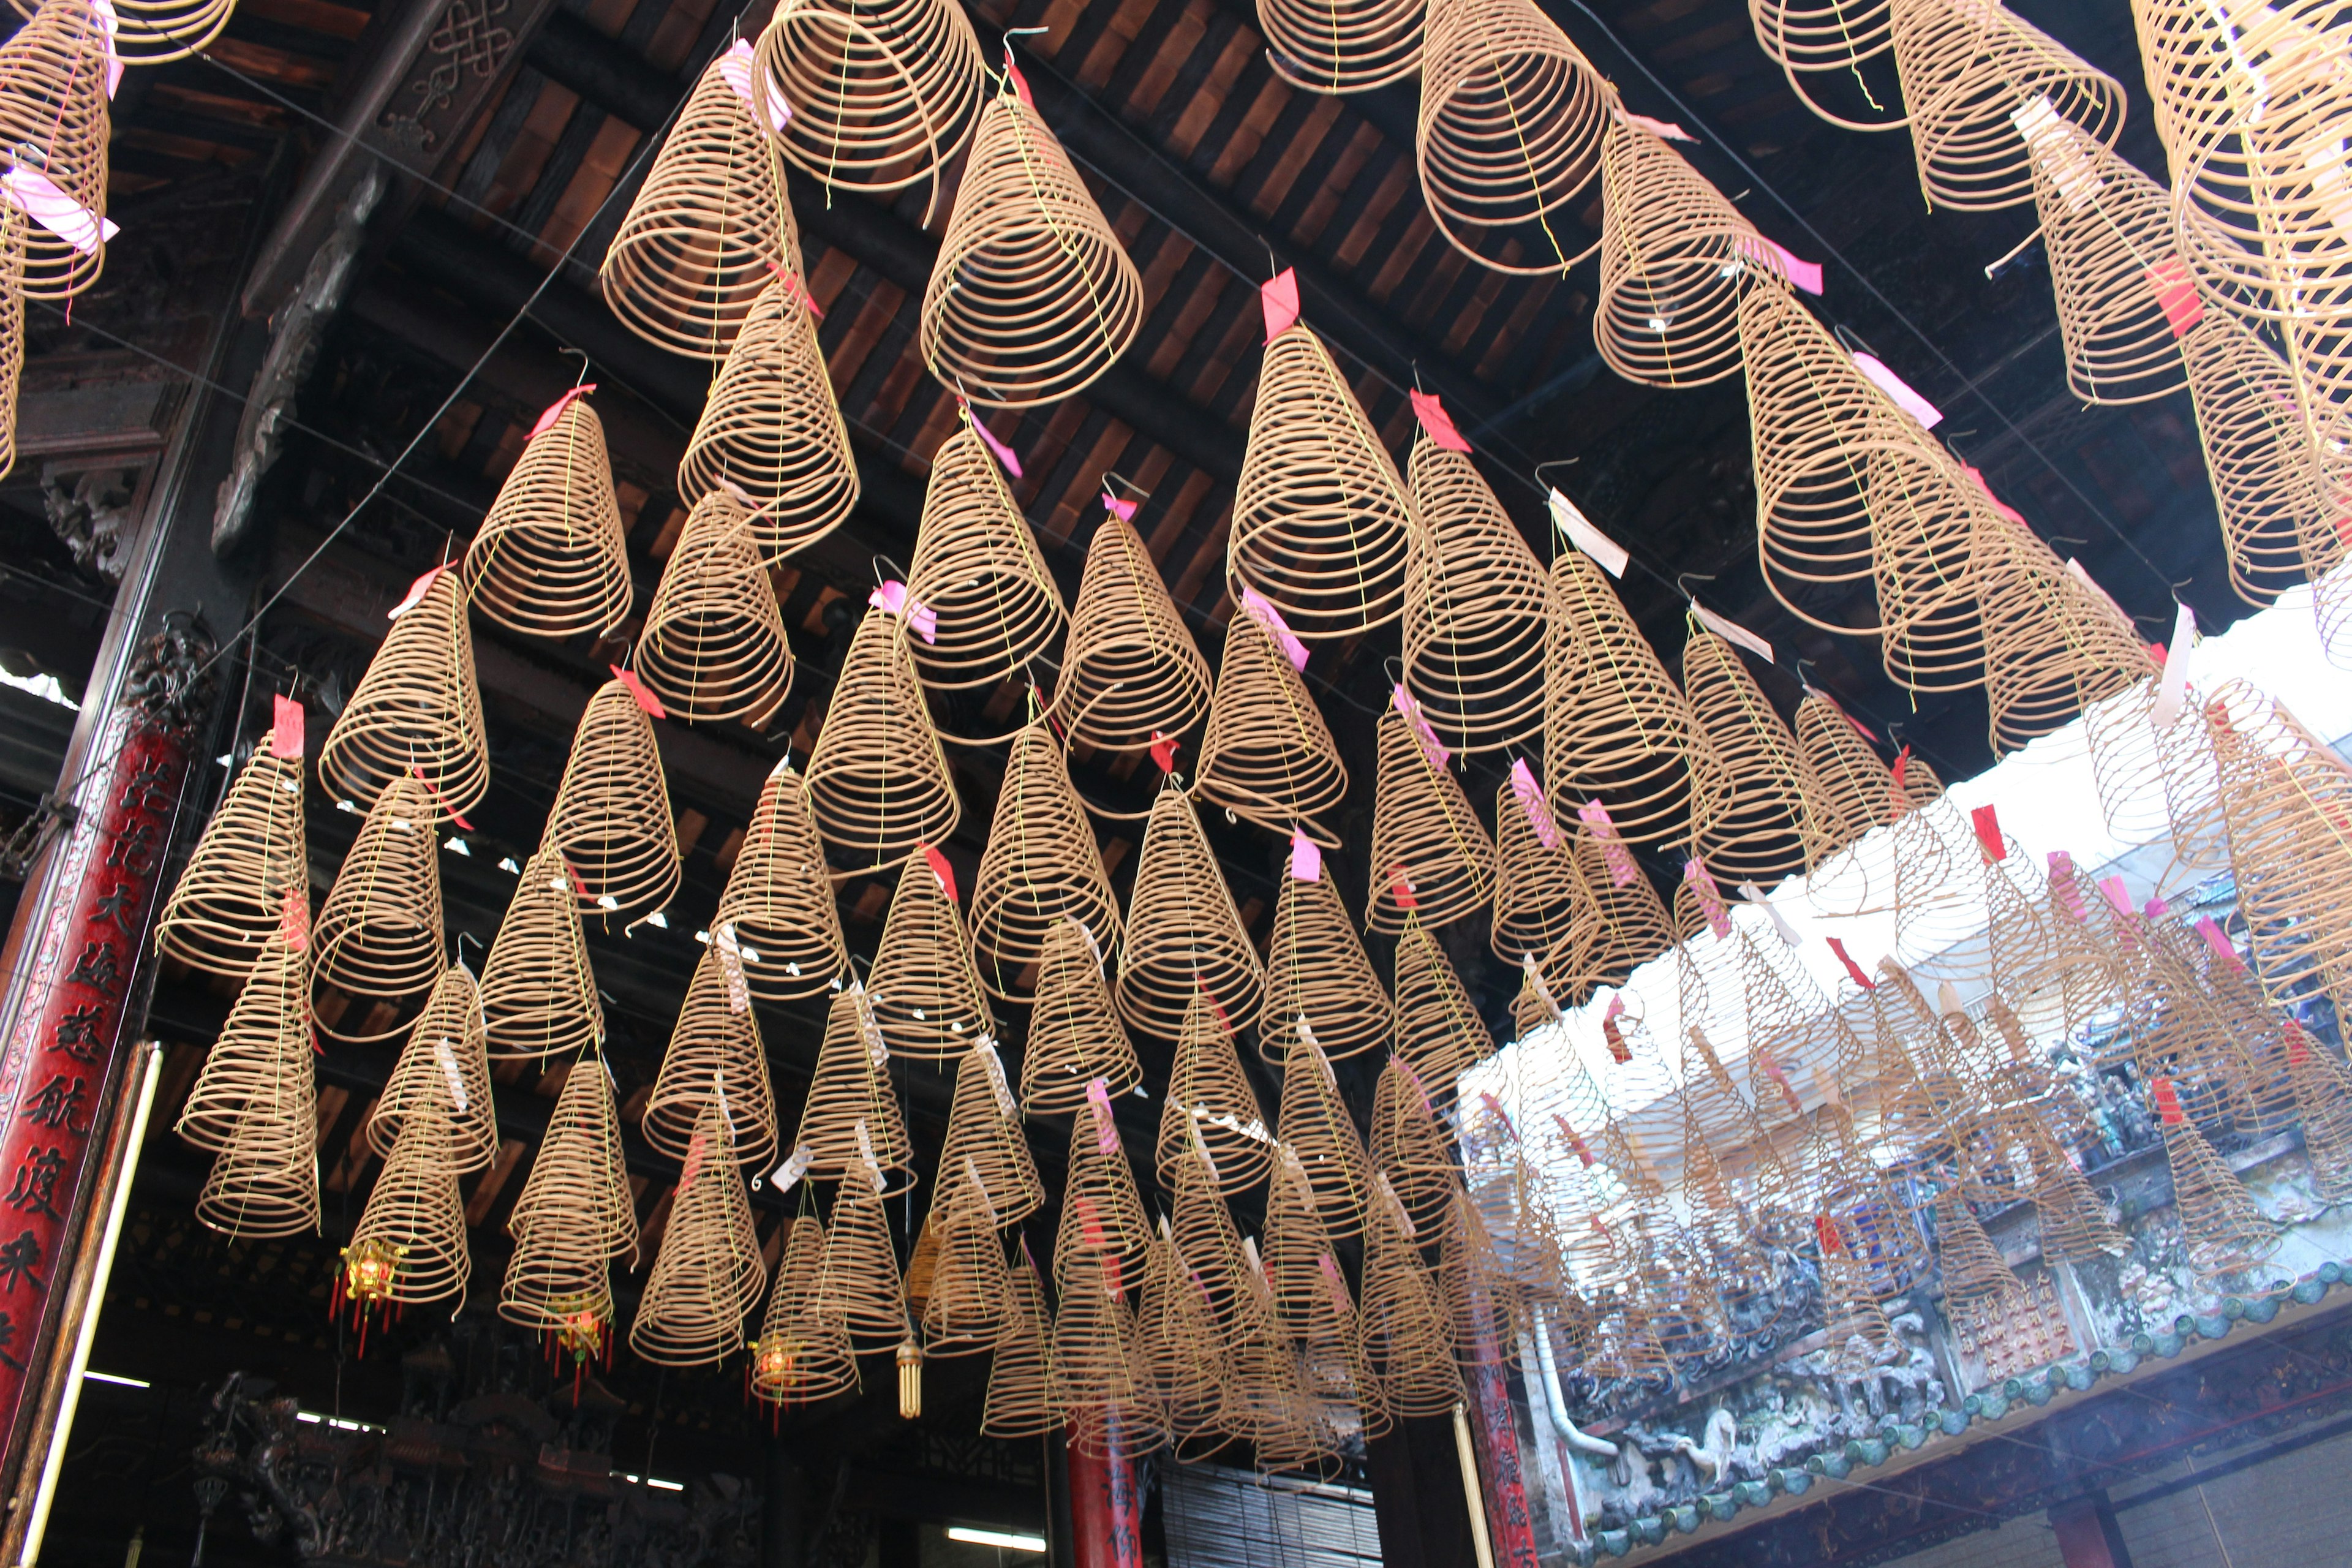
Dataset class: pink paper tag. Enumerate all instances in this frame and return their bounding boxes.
[1408,390,1472,453]
[1615,108,1695,142]
[1240,587,1309,671]
[1318,1253,1351,1314]
[1963,466,2027,526]
[1085,1077,1118,1154]
[279,886,309,952]
[1101,491,1137,521]
[1740,235,1822,295]
[1600,994,1629,1062]
[1551,1112,1596,1166]
[272,694,304,760]
[1809,685,1877,742]
[2196,916,2247,976]
[1683,858,1731,938]
[921,842,958,904]
[764,260,824,318]
[1509,759,1561,850]
[387,565,447,620]
[1262,268,1301,341]
[1477,1091,1517,1142]
[2098,875,2135,919]
[1391,685,1449,769]
[2048,851,2087,923]
[1289,832,1322,882]
[528,385,597,442]
[0,167,117,255]
[1970,803,2005,861]
[680,1129,708,1194]
[89,0,121,98]
[608,665,666,719]
[869,581,938,644]
[965,409,1023,478]
[718,40,792,134]
[2146,256,2203,337]
[1826,935,1875,990]
[1577,800,1638,886]
[1853,352,1943,428]
[2143,895,2169,919]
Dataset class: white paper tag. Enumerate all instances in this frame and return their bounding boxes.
[963,1156,996,1225]
[1549,488,1627,578]
[2151,600,2196,729]
[977,1036,1017,1120]
[434,1040,467,1114]
[854,1120,886,1193]
[713,922,751,1014]
[1694,603,1775,663]
[1740,882,1801,946]
[851,984,889,1068]
[1373,1171,1416,1238]
[772,1144,812,1194]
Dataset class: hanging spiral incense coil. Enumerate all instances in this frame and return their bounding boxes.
[1738,284,1927,626]
[177,930,311,1155]
[345,1112,471,1312]
[676,277,861,561]
[714,761,851,1003]
[1597,117,1785,388]
[601,52,804,361]
[1975,511,2155,752]
[1259,0,1422,91]
[1929,1188,2019,1310]
[790,989,916,1193]
[1023,918,1143,1115]
[1802,1105,1929,1294]
[2182,311,2349,607]
[805,607,962,872]
[464,395,633,641]
[1369,706,1497,935]
[905,424,1068,693]
[1115,785,1264,1041]
[40,0,232,62]
[1887,0,2124,212]
[0,0,111,300]
[1392,916,1496,1095]
[1059,1107,1155,1294]
[816,1174,908,1352]
[2288,1027,2352,1202]
[480,848,605,1061]
[1864,448,1990,693]
[1051,1250,1163,1457]
[1415,0,1611,274]
[544,679,682,919]
[1985,848,2121,1044]
[631,1104,767,1366]
[922,1177,1011,1356]
[968,721,1121,997]
[1158,990,1274,1194]
[2015,1104,2125,1264]
[920,88,1142,408]
[311,775,443,1042]
[2025,113,2193,405]
[1261,864,1393,1063]
[1053,510,1212,754]
[1139,1227,1224,1449]
[2079,674,2179,845]
[1230,325,1420,639]
[1371,1052,1463,1214]
[1543,550,1698,843]
[369,965,496,1174]
[982,1248,1057,1436]
[507,1051,637,1265]
[1434,1187,1523,1376]
[938,1038,1042,1224]
[0,209,22,481]
[1491,769,1592,968]
[1794,692,1899,914]
[1262,1153,1364,1411]
[2157,1093,2279,1280]
[1750,0,1908,132]
[157,735,306,981]
[195,1076,320,1241]
[644,949,781,1173]
[1683,628,1823,883]
[1570,833,1676,995]
[636,492,795,725]
[1275,1036,1374,1240]
[2206,680,2352,1011]
[1401,435,1550,755]
[752,1216,861,1406]
[867,854,993,1059]
[318,569,489,824]
[1193,606,1350,842]
[1359,1182,1460,1418]
[752,0,984,213]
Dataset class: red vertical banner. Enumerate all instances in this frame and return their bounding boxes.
[1468,1294,1542,1568]
[0,710,185,1450]
[1067,1423,1142,1568]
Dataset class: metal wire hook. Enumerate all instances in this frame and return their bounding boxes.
[1677,570,1718,598]
[1532,458,1580,487]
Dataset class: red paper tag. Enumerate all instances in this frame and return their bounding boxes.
[1149,731,1180,772]
[1812,686,1876,742]
[567,860,592,900]
[2152,1076,2184,1126]
[1601,994,1630,1063]
[921,842,958,905]
[1006,56,1035,111]
[1195,973,1232,1032]
[1963,467,2027,526]
[1387,864,1419,910]
[272,694,304,760]
[528,384,597,442]
[1477,1091,1518,1142]
[680,1129,708,1194]
[279,886,309,952]
[1970,802,2005,862]
[1826,936,1875,990]
[1815,1213,1844,1255]
[409,763,473,831]
[1261,268,1300,342]
[2146,256,2204,337]
[1550,1113,1596,1167]
[1890,745,1912,810]
[1409,390,1472,453]
[1076,1193,1106,1248]
[608,665,666,720]
[2288,1022,2313,1067]
[387,565,447,620]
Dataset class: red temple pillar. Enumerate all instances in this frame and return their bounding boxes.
[1065,1423,1141,1568]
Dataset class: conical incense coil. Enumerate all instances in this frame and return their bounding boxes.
[968,720,1121,997]
[1802,1106,1928,1295]
[2182,310,2348,607]
[1415,0,1611,274]
[1059,1101,1154,1292]
[1401,435,1550,754]
[1275,1035,1374,1241]
[818,1173,908,1352]
[1736,930,1849,1134]
[1054,510,1212,753]
[1679,1024,1796,1200]
[543,678,681,919]
[2144,916,2298,1141]
[70,0,235,63]
[1391,916,1495,1095]
[318,568,489,823]
[0,209,24,483]
[1023,917,1142,1115]
[937,1038,1042,1224]
[1368,704,1495,932]
[1433,1184,1519,1374]
[1193,606,1350,842]
[2288,1025,2352,1203]
[1261,862,1393,1063]
[157,734,307,981]
[1050,1254,1162,1455]
[177,932,311,1155]
[1371,1057,1464,1237]
[1158,990,1274,1194]
[1596,116,1784,388]
[1491,768,1593,967]
[2205,680,2352,1011]
[920,1179,1009,1358]
[1887,0,2124,212]
[1816,1244,1898,1374]
[921,87,1143,408]
[631,1103,767,1366]
[751,0,985,209]
[636,491,795,725]
[311,775,443,1041]
[1986,848,2121,1044]
[1258,0,1422,92]
[463,394,632,641]
[982,1247,1057,1437]
[0,0,111,301]
[1931,1189,2020,1310]
[1751,0,1906,131]
[1738,282,1931,624]
[2155,1085,2279,1280]
[643,946,781,1173]
[1974,511,2154,752]
[2024,113,2192,405]
[508,1050,637,1263]
[867,853,993,1059]
[2018,1111,2124,1265]
[1229,324,1419,639]
[499,1219,616,1350]
[1566,832,1675,996]
[750,1215,859,1407]
[1793,692,1899,914]
[194,1072,320,1241]
[1358,1179,1460,1418]
[676,276,860,559]
[1621,1217,1730,1362]
[600,51,804,361]
[1114,786,1264,1041]
[1139,1227,1226,1450]
[1543,550,1698,843]
[368,965,496,1174]
[790,988,916,1193]
[342,1112,470,1313]
[1683,627,1823,883]
[905,424,1068,692]
[480,848,605,1061]
[713,761,851,1003]
[1864,448,1990,693]
[1164,1141,1257,1351]
[804,606,962,871]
